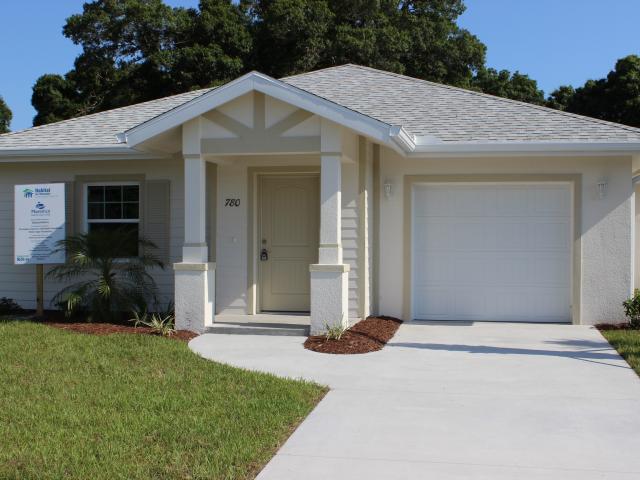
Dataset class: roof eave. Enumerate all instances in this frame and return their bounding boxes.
[0,145,168,162]
[407,140,640,158]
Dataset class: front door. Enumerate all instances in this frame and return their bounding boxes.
[259,174,319,312]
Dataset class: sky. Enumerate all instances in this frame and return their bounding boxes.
[1,0,639,132]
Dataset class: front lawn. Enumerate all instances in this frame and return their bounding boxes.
[600,328,640,376]
[0,321,326,479]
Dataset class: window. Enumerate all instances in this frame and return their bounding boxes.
[86,183,140,256]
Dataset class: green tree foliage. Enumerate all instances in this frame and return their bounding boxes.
[547,55,640,128]
[31,0,545,125]
[471,68,545,105]
[32,0,250,125]
[248,0,486,86]
[545,85,575,111]
[0,96,12,133]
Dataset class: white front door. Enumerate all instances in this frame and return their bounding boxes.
[259,175,319,312]
[412,183,572,322]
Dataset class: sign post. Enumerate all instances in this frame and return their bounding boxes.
[14,184,66,316]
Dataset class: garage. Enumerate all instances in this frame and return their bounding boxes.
[411,183,572,322]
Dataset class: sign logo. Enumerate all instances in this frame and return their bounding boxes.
[23,188,33,198]
[35,202,46,210]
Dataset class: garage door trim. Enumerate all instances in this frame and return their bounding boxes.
[403,174,582,324]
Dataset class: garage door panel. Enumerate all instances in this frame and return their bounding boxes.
[412,183,572,323]
[531,221,571,250]
[531,187,571,216]
[414,287,452,317]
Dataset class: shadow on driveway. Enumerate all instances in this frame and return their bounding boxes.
[388,339,630,370]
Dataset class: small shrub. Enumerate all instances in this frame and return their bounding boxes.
[47,228,164,322]
[324,322,347,341]
[0,297,22,315]
[130,310,175,337]
[622,289,640,329]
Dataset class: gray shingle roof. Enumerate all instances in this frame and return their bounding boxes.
[0,88,213,149]
[283,65,640,143]
[2,64,640,151]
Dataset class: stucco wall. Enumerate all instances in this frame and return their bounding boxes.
[378,149,633,325]
[0,158,182,309]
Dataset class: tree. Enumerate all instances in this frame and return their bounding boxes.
[246,0,486,85]
[32,74,83,126]
[0,95,12,133]
[32,0,250,125]
[472,67,545,104]
[247,0,334,78]
[545,85,575,111]
[547,55,640,128]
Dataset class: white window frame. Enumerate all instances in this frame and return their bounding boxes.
[83,181,141,232]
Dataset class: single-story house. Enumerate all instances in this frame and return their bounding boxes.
[2,64,640,333]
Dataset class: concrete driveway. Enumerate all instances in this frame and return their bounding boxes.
[189,322,640,479]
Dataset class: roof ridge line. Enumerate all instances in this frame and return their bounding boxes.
[346,64,640,136]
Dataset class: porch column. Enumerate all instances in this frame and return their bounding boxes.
[310,120,350,335]
[174,119,215,333]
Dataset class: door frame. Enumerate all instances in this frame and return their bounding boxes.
[403,174,582,324]
[246,166,320,315]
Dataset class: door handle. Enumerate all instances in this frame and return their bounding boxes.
[260,248,269,261]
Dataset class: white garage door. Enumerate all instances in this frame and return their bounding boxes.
[412,183,572,322]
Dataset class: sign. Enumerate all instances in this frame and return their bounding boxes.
[14,183,66,265]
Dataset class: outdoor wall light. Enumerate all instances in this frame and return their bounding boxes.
[384,181,393,198]
[597,180,608,199]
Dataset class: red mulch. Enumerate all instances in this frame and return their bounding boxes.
[40,318,198,341]
[596,322,639,331]
[304,315,403,354]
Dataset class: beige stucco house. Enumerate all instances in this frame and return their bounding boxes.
[2,64,640,333]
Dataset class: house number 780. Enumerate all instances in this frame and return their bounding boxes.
[225,198,240,207]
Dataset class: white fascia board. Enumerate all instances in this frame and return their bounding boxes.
[123,71,403,153]
[125,75,256,147]
[388,125,416,152]
[409,139,640,157]
[0,145,166,163]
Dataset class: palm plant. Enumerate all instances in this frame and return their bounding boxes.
[47,228,164,322]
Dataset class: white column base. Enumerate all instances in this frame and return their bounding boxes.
[174,262,215,333]
[309,264,350,335]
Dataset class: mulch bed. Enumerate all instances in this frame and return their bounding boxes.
[596,323,639,331]
[304,315,403,354]
[18,310,199,342]
[45,322,199,341]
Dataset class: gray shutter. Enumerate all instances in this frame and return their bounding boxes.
[64,181,75,238]
[144,180,171,264]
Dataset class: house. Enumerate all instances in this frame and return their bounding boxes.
[1,64,640,333]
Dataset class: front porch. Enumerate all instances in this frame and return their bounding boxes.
[156,88,374,334]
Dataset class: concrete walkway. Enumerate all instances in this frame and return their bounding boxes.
[189,322,640,479]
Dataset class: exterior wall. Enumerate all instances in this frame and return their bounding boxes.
[0,158,182,310]
[378,149,633,325]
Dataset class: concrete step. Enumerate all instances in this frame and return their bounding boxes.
[206,322,309,337]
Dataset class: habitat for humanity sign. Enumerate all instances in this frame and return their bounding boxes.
[14,184,66,264]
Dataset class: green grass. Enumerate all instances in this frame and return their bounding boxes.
[0,321,326,480]
[601,328,640,376]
